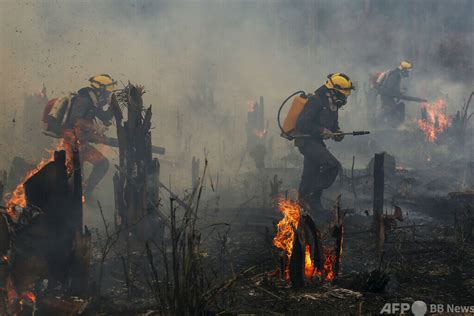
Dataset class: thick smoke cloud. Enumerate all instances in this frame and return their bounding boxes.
[0,0,472,178]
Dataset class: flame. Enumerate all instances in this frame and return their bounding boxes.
[416,99,451,142]
[304,245,336,281]
[22,291,36,303]
[273,198,336,282]
[304,244,315,278]
[4,133,75,219]
[82,195,86,204]
[273,198,301,260]
[322,250,336,281]
[4,154,54,216]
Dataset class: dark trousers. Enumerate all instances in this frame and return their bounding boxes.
[380,95,405,127]
[298,141,341,200]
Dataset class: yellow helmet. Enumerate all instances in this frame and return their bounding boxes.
[324,73,355,96]
[89,74,116,92]
[399,60,413,70]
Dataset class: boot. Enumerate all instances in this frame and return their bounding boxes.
[300,191,331,226]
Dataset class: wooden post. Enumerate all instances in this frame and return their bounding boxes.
[373,153,385,254]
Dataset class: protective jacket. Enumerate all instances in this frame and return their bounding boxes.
[294,85,341,222]
[378,68,402,98]
[64,87,113,129]
[295,85,339,146]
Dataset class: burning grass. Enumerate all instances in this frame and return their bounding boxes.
[417,98,451,142]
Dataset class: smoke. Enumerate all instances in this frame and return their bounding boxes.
[0,0,472,181]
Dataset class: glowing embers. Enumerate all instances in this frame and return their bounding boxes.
[417,99,451,142]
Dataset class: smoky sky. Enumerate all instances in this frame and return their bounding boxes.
[0,0,472,173]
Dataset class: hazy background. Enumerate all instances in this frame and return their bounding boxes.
[0,0,472,194]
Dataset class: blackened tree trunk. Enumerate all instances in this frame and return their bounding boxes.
[110,84,163,242]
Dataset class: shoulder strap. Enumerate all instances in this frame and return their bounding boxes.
[87,90,99,108]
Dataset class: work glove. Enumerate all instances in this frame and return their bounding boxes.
[320,128,334,140]
[333,130,345,142]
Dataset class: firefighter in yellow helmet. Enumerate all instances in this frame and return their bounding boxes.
[64,74,117,129]
[376,60,413,127]
[295,73,355,221]
[74,74,117,195]
[44,74,117,196]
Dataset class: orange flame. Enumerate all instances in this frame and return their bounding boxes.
[321,248,336,281]
[4,135,74,219]
[304,244,315,278]
[22,291,36,303]
[304,245,336,281]
[273,198,336,282]
[416,99,451,142]
[273,198,301,260]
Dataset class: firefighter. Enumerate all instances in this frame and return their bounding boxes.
[295,73,355,220]
[377,60,413,127]
[45,74,116,195]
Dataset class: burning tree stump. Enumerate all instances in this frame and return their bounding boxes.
[273,197,345,288]
[110,84,164,241]
[0,147,90,314]
[273,198,342,288]
[289,214,324,287]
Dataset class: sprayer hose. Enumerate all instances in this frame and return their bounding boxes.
[277,90,306,135]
